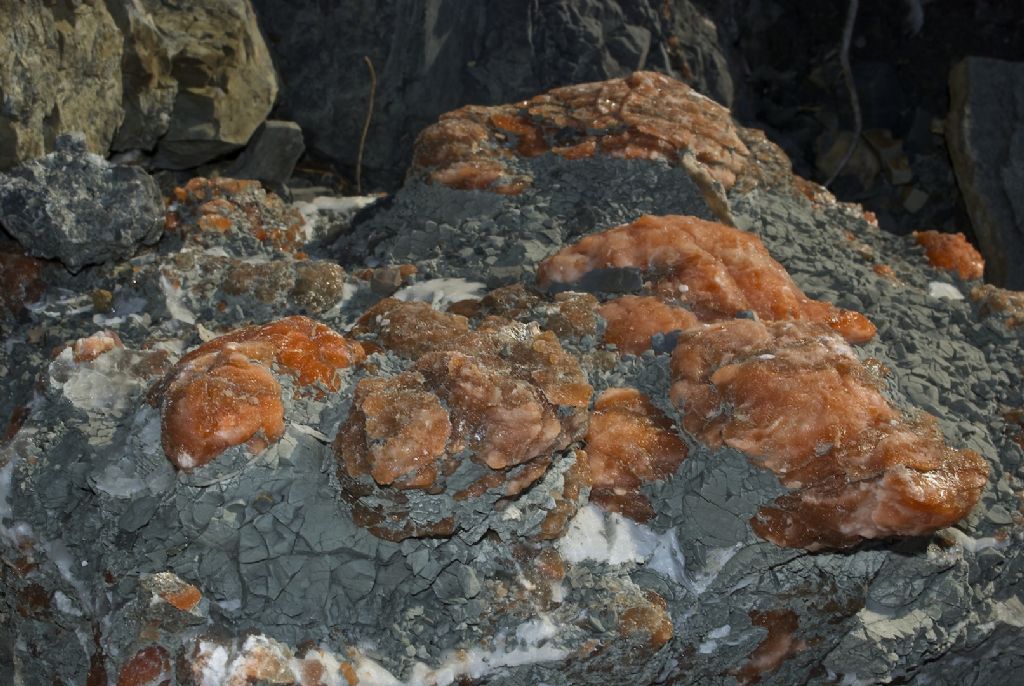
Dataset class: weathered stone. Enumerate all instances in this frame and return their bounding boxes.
[0,1,278,172]
[143,0,277,169]
[0,134,164,272]
[947,57,1024,287]
[0,0,124,169]
[225,121,305,186]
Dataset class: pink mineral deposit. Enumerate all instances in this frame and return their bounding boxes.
[585,388,689,521]
[538,214,877,344]
[669,318,989,549]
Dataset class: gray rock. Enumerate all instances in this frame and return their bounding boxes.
[0,134,164,272]
[947,57,1024,288]
[250,0,731,190]
[225,120,305,185]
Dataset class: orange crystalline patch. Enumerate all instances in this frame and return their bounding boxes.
[913,230,985,280]
[539,214,876,344]
[412,71,750,196]
[337,299,593,541]
[154,316,362,470]
[732,609,806,685]
[585,388,688,521]
[71,330,124,363]
[175,316,365,392]
[669,318,989,549]
[160,347,285,470]
[116,645,172,686]
[599,295,698,354]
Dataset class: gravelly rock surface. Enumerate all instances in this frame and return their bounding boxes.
[1,74,1022,685]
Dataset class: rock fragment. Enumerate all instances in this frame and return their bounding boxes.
[225,120,306,186]
[0,134,164,272]
[164,177,308,257]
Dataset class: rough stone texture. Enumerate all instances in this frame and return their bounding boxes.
[142,0,278,169]
[1,72,1023,685]
[947,57,1024,288]
[224,120,306,186]
[251,0,731,190]
[0,0,124,169]
[0,134,164,272]
[0,0,276,172]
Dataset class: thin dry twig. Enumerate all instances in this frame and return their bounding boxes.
[356,55,377,195]
[825,0,861,188]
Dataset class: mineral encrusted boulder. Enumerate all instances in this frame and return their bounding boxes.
[336,299,592,541]
[2,70,1022,686]
[250,0,733,190]
[0,134,164,271]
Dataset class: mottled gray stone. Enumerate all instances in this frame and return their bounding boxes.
[225,120,305,185]
[0,134,163,271]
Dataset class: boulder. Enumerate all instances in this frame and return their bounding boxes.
[947,57,1024,288]
[0,0,277,172]
[0,134,164,272]
[143,0,278,169]
[224,120,305,186]
[0,0,124,168]
[250,0,732,190]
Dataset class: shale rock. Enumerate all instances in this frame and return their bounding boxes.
[0,134,164,272]
[251,0,731,189]
[224,120,305,186]
[947,57,1024,288]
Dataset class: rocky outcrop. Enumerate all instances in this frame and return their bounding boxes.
[0,134,164,271]
[2,72,1022,685]
[947,57,1024,288]
[0,0,277,172]
[251,0,731,190]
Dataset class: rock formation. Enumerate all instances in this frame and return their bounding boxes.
[1,70,1021,686]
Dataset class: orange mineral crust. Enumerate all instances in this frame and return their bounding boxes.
[153,317,363,469]
[599,295,699,354]
[159,346,285,470]
[0,250,45,317]
[669,318,989,549]
[337,299,593,541]
[172,316,365,392]
[412,71,750,195]
[166,177,309,256]
[116,645,172,686]
[537,215,876,344]
[585,388,688,521]
[913,230,985,280]
[731,609,806,685]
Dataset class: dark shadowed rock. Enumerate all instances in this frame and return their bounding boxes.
[947,57,1024,288]
[251,0,731,190]
[225,120,305,186]
[0,134,164,272]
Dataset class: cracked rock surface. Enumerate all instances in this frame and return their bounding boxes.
[1,72,1022,685]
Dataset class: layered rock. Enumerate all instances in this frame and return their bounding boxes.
[947,57,1024,288]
